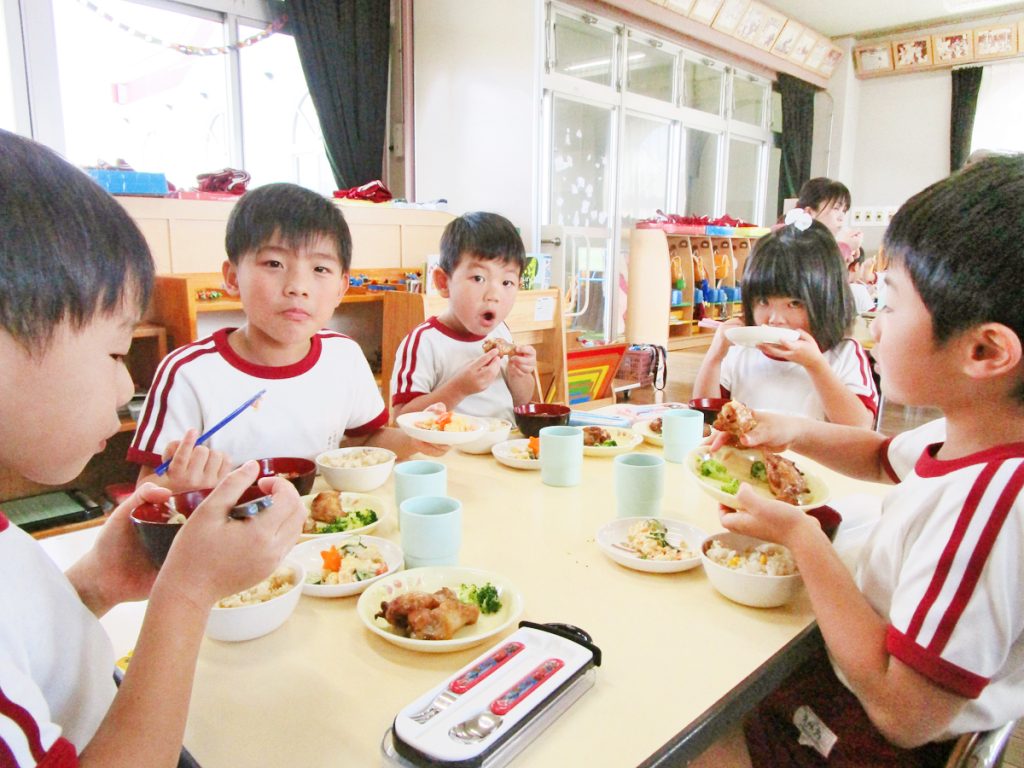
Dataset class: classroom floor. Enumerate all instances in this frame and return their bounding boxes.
[620,347,1024,767]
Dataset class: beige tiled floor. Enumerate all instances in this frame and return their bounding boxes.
[623,349,1024,765]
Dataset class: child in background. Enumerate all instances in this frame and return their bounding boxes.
[390,212,538,422]
[846,247,875,314]
[702,154,1024,768]
[130,183,440,492]
[692,213,877,428]
[0,130,306,766]
[793,176,863,261]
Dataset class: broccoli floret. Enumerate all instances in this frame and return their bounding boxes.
[699,458,731,481]
[720,477,740,494]
[600,439,618,447]
[458,582,502,614]
[750,461,767,481]
[316,508,378,533]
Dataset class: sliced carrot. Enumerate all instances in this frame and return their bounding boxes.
[321,545,342,572]
[435,411,453,429]
[528,436,540,459]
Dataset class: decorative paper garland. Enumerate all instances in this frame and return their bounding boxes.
[75,0,286,56]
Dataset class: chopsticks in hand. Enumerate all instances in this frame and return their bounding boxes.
[153,389,267,476]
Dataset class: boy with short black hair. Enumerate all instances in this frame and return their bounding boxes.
[706,155,1024,766]
[390,211,537,421]
[131,183,438,492]
[0,129,306,766]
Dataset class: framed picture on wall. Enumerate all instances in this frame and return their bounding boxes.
[974,25,1017,59]
[790,30,818,64]
[689,0,723,25]
[711,0,749,34]
[933,31,973,64]
[817,46,845,77]
[664,0,696,14]
[772,20,803,57]
[854,42,893,74]
[804,38,830,70]
[893,36,933,69]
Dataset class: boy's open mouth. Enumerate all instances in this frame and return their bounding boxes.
[482,311,495,322]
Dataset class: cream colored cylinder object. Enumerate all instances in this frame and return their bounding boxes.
[625,228,670,348]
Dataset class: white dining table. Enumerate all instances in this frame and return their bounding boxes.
[40,438,888,767]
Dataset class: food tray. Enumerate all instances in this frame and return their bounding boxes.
[383,622,601,768]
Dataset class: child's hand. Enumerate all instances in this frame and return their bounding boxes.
[160,428,233,492]
[707,409,799,454]
[759,330,825,371]
[507,344,537,378]
[452,349,502,397]
[718,484,818,549]
[706,318,744,358]
[158,462,306,609]
[363,426,448,458]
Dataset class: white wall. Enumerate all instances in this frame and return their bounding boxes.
[413,0,543,246]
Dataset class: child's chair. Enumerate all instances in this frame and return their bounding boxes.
[942,720,1017,768]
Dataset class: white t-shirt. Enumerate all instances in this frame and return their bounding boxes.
[850,282,874,314]
[129,328,387,467]
[719,338,878,420]
[847,420,1024,737]
[0,513,115,764]
[390,317,516,422]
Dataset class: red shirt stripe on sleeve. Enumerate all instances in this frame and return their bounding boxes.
[879,436,900,483]
[1,685,47,762]
[345,407,389,437]
[37,737,78,767]
[886,625,988,698]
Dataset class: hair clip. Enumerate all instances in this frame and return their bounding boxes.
[784,208,813,231]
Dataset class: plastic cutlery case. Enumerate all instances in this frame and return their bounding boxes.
[382,621,601,768]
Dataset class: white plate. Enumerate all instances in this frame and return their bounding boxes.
[491,439,540,470]
[596,517,706,573]
[633,419,664,447]
[686,446,830,511]
[396,411,487,446]
[292,534,404,598]
[299,492,385,539]
[355,566,523,653]
[725,326,801,348]
[582,427,643,457]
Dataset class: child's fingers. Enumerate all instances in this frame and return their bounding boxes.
[192,460,261,520]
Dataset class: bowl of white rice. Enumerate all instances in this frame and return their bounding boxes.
[700,532,802,608]
[316,447,396,492]
[205,557,305,642]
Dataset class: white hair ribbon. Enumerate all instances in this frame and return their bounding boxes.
[784,208,813,231]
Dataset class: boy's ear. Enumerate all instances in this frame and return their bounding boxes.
[222,260,240,297]
[434,268,451,298]
[962,323,1022,382]
[338,272,350,301]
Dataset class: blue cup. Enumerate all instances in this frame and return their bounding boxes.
[399,495,462,568]
[614,453,665,518]
[539,425,584,487]
[662,410,704,463]
[671,289,683,306]
[394,460,447,509]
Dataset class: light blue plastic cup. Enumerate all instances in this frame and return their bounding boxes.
[614,453,665,518]
[399,495,461,568]
[662,409,704,463]
[539,425,584,487]
[394,460,447,509]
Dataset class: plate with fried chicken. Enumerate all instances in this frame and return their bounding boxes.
[633,418,664,447]
[299,491,385,539]
[581,426,642,457]
[356,567,524,652]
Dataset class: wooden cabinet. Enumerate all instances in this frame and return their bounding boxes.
[380,289,569,410]
[116,197,454,275]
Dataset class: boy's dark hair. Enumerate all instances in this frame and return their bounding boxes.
[225,183,353,271]
[439,212,526,275]
[0,130,154,352]
[796,177,852,213]
[885,154,1024,395]
[742,220,855,351]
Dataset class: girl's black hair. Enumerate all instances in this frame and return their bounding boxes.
[0,130,154,352]
[225,183,353,271]
[439,212,526,275]
[885,153,1024,355]
[796,177,852,213]
[741,220,855,351]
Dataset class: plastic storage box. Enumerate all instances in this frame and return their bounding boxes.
[86,169,167,196]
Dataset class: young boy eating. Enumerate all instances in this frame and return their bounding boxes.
[0,129,307,766]
[130,183,439,492]
[704,155,1024,766]
[390,212,538,422]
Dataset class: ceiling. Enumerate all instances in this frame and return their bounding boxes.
[766,0,1024,38]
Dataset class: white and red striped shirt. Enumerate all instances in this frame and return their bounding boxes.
[720,337,877,420]
[849,420,1024,737]
[128,328,387,468]
[0,513,113,766]
[390,317,516,422]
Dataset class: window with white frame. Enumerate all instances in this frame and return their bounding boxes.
[10,0,333,193]
[971,59,1024,155]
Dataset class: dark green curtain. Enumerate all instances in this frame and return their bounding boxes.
[950,66,983,172]
[777,73,816,218]
[287,0,390,189]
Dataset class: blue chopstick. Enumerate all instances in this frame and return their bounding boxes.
[154,389,266,476]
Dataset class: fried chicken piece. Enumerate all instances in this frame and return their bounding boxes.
[713,401,758,444]
[761,451,809,505]
[582,426,611,446]
[482,337,516,357]
[310,491,343,523]
[650,418,662,434]
[374,588,479,641]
